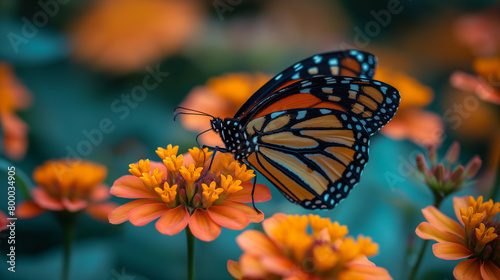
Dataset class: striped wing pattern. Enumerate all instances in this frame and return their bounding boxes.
[243,108,370,209]
[236,50,378,119]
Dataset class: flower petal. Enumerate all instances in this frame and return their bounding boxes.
[422,206,464,237]
[189,209,221,241]
[239,254,268,279]
[207,205,249,230]
[85,202,118,222]
[260,255,295,276]
[226,183,271,203]
[32,187,64,211]
[340,261,392,280]
[16,201,45,219]
[150,160,167,174]
[236,229,281,257]
[416,222,465,243]
[432,242,473,260]
[481,261,500,280]
[89,184,111,202]
[108,199,158,224]
[227,260,243,279]
[454,258,483,280]
[262,213,288,237]
[129,203,168,226]
[155,205,190,235]
[453,196,470,226]
[221,201,264,223]
[110,175,156,198]
[62,197,88,212]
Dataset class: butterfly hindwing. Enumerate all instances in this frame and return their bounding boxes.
[243,108,370,209]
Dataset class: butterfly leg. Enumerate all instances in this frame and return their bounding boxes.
[250,174,262,214]
[197,145,229,182]
[242,159,262,214]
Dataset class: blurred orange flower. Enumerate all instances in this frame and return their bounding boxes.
[108,145,271,241]
[0,63,32,160]
[375,67,443,146]
[228,213,392,280]
[416,196,500,280]
[454,8,500,56]
[70,0,205,73]
[16,160,116,222]
[0,211,8,231]
[179,73,271,146]
[451,57,500,105]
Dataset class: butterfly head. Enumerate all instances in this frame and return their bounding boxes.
[210,118,224,133]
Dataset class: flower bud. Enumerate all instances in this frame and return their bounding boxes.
[445,141,460,164]
[450,166,465,184]
[465,156,482,178]
[427,145,438,165]
[434,164,445,183]
[416,154,429,174]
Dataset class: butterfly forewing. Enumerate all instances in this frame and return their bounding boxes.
[243,108,370,209]
[235,50,378,119]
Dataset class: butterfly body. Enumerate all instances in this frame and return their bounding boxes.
[181,50,400,209]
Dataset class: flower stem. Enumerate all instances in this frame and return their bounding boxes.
[62,220,75,280]
[54,211,78,280]
[409,197,443,280]
[186,227,195,280]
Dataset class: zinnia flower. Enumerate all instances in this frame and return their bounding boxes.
[178,73,271,146]
[16,159,117,222]
[0,63,32,160]
[69,0,205,73]
[228,213,392,280]
[416,195,500,280]
[375,67,443,146]
[451,57,500,105]
[108,145,271,241]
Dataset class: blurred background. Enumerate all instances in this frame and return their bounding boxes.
[0,0,499,279]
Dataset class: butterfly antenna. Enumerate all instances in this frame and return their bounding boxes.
[173,106,215,121]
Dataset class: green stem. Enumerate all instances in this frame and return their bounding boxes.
[488,154,500,201]
[186,227,195,280]
[409,197,443,280]
[55,212,78,280]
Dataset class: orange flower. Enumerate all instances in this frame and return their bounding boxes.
[375,67,443,146]
[178,73,271,146]
[228,213,392,280]
[0,63,32,160]
[450,57,500,105]
[416,195,500,280]
[69,0,205,73]
[108,145,271,241]
[16,160,117,222]
[0,211,8,231]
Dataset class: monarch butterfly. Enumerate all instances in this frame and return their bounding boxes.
[176,50,400,209]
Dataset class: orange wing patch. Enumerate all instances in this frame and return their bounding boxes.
[292,115,342,129]
[305,154,346,183]
[340,58,362,77]
[301,129,355,146]
[259,147,328,198]
[261,132,318,149]
[325,146,355,166]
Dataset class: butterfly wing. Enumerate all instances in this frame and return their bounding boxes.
[242,76,400,136]
[235,50,377,119]
[243,108,370,209]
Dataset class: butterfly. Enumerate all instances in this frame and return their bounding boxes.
[176,50,400,209]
